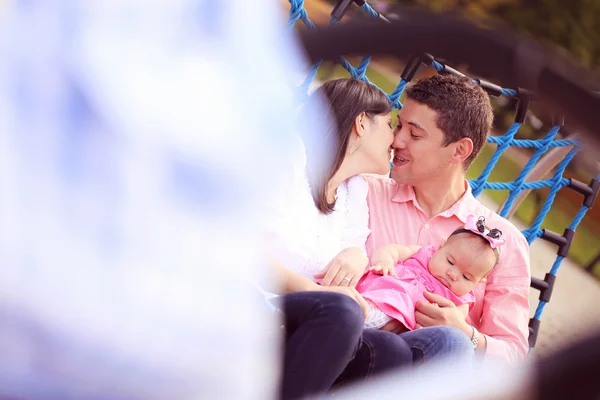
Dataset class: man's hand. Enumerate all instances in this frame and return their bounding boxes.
[369,262,398,277]
[414,291,471,336]
[314,247,368,288]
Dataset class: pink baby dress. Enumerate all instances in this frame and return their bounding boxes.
[356,245,475,330]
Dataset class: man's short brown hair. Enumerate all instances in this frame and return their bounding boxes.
[405,74,494,168]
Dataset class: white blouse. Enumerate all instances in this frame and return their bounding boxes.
[264,144,371,280]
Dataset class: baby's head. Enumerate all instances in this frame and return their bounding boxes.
[428,216,504,296]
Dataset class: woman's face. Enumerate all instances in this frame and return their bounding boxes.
[360,112,394,175]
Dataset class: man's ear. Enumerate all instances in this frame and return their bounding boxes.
[353,112,367,137]
[451,137,474,165]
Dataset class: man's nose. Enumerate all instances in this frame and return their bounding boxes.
[392,130,407,149]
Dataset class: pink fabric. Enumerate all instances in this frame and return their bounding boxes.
[463,214,506,248]
[364,176,531,366]
[357,245,475,330]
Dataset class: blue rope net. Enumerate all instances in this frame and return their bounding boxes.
[287,0,599,348]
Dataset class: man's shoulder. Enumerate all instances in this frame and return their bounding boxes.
[363,175,406,202]
[363,174,394,184]
[469,200,531,287]
[467,198,528,247]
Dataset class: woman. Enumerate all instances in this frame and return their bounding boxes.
[264,78,412,399]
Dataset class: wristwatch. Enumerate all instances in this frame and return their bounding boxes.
[470,325,479,349]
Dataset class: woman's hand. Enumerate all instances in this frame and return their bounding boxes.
[313,247,368,288]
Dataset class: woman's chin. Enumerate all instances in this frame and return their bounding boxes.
[380,164,392,175]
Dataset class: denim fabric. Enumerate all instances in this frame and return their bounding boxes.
[276,291,364,399]
[275,292,412,399]
[0,1,307,398]
[334,329,412,387]
[400,326,474,367]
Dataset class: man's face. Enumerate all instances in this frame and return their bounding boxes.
[390,99,456,185]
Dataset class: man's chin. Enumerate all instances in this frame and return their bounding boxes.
[390,170,410,184]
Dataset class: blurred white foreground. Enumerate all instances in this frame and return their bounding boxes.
[0,1,311,398]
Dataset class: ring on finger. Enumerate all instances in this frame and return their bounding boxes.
[343,276,352,283]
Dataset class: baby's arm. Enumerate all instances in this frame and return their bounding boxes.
[370,244,421,276]
[457,303,470,319]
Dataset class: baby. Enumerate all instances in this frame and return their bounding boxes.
[356,215,505,330]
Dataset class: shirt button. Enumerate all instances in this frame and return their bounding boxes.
[424,223,430,229]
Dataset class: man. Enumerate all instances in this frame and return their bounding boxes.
[365,74,530,365]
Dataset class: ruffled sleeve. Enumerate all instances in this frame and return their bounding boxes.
[412,245,436,268]
[339,175,371,253]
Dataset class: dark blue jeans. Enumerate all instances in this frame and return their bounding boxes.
[399,326,474,367]
[275,291,412,399]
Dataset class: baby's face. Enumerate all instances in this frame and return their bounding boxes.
[428,237,495,296]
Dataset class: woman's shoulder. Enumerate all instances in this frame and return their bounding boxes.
[339,176,368,210]
[334,176,367,204]
[346,175,368,193]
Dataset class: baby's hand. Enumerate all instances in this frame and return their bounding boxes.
[369,263,398,277]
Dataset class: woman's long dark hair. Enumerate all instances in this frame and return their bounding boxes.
[302,78,391,214]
